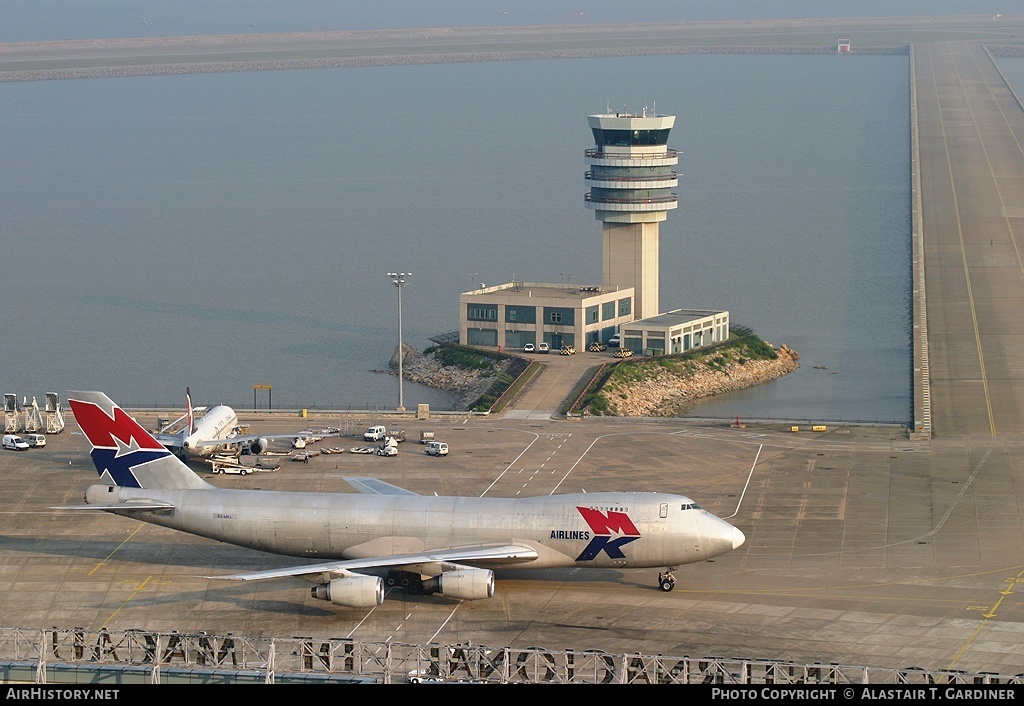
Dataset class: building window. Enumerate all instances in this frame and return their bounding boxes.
[602,301,615,321]
[544,307,574,326]
[468,305,498,322]
[586,305,599,323]
[618,298,632,317]
[505,305,536,324]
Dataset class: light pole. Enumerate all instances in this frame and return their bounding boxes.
[388,272,410,411]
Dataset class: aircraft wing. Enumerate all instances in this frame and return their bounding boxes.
[188,431,320,449]
[343,476,420,495]
[152,432,184,448]
[211,544,540,582]
[155,412,189,433]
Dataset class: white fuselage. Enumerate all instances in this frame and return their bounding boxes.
[92,486,744,571]
[181,405,239,457]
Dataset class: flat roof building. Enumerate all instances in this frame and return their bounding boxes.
[460,282,635,351]
[620,309,731,357]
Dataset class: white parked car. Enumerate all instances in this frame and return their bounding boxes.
[524,343,535,353]
[537,342,550,354]
[424,441,449,456]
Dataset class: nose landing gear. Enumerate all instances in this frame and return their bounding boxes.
[658,569,677,592]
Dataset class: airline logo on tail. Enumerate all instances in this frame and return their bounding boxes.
[574,506,641,561]
[68,393,172,488]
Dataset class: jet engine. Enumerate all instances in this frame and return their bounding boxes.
[245,437,269,455]
[310,575,384,608]
[423,569,494,600]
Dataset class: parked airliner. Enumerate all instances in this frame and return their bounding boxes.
[153,387,310,459]
[61,390,746,608]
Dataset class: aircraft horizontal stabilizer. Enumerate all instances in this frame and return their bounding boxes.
[51,500,176,512]
[210,543,539,582]
[343,476,420,496]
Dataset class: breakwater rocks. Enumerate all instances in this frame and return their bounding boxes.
[598,344,800,417]
[394,347,504,407]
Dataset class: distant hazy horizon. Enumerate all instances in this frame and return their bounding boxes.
[3,1,1023,42]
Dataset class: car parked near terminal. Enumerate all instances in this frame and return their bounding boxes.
[560,345,576,355]
[524,343,535,353]
[588,341,607,352]
[537,342,550,353]
[614,348,634,358]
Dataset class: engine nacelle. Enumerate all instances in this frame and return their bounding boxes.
[432,569,495,601]
[246,437,269,455]
[311,575,384,608]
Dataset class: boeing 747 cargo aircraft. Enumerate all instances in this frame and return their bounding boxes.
[59,390,745,608]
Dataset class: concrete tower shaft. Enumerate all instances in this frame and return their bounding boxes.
[585,111,677,320]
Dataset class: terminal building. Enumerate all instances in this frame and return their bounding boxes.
[458,109,729,355]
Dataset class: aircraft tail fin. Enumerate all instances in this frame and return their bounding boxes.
[186,386,196,434]
[68,391,212,491]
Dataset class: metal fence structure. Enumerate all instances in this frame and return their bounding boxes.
[0,628,1020,685]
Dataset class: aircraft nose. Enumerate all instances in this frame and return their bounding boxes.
[732,526,746,550]
[701,515,746,558]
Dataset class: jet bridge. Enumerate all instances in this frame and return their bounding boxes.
[4,394,18,433]
[45,392,66,434]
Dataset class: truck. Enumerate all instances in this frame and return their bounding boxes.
[419,430,435,444]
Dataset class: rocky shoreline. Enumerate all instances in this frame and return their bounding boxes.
[394,342,800,416]
[392,346,503,408]
[598,344,800,417]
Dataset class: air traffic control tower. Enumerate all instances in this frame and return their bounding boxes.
[585,110,677,321]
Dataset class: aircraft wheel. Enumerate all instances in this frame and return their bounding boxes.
[659,578,675,592]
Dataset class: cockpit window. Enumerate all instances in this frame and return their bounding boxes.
[681,503,702,511]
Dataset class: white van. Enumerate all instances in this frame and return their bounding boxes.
[363,425,388,442]
[424,441,448,457]
[24,434,46,448]
[608,334,621,347]
[2,435,29,451]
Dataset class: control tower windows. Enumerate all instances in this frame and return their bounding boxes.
[590,127,671,147]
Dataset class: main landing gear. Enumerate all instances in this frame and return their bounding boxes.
[658,568,678,592]
[386,569,428,595]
